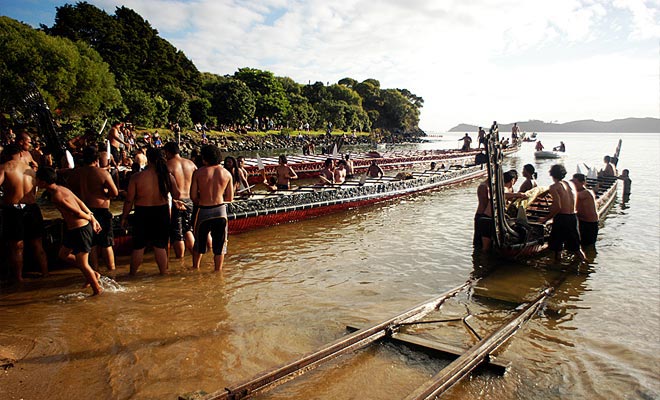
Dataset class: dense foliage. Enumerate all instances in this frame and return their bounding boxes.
[1,2,424,135]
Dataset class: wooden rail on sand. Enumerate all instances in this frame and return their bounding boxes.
[200,282,471,400]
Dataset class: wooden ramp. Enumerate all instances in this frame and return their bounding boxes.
[187,273,565,400]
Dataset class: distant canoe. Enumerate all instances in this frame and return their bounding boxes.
[534,150,566,159]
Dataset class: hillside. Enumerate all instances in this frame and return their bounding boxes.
[449,118,659,133]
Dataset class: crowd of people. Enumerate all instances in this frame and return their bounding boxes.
[473,155,629,261]
[0,124,239,294]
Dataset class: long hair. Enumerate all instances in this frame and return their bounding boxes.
[224,156,239,182]
[146,148,171,199]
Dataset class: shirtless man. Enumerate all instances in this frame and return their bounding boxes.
[275,155,297,190]
[319,158,335,184]
[539,164,586,261]
[511,123,520,141]
[36,167,103,295]
[67,146,119,270]
[164,142,197,258]
[367,160,384,178]
[344,154,355,179]
[458,133,472,151]
[16,132,38,169]
[571,173,599,247]
[477,127,486,149]
[108,122,126,164]
[133,146,148,171]
[190,145,233,271]
[474,179,490,248]
[334,160,347,184]
[600,155,617,177]
[236,156,252,196]
[121,148,180,275]
[476,170,527,250]
[535,141,544,152]
[0,144,49,281]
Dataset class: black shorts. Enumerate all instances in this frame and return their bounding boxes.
[276,183,289,190]
[170,198,194,242]
[478,215,493,241]
[192,205,228,255]
[90,208,114,248]
[0,203,44,241]
[579,220,599,246]
[473,213,487,247]
[62,223,93,255]
[132,204,170,249]
[110,145,121,164]
[549,213,581,252]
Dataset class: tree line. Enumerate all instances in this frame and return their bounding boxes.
[0,2,424,138]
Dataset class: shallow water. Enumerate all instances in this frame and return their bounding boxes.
[0,132,658,399]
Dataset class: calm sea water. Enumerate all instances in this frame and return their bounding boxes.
[0,132,658,400]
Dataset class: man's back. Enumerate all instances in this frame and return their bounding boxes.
[68,165,117,208]
[168,155,197,199]
[193,165,232,206]
[131,168,168,206]
[550,180,577,214]
[576,189,598,222]
[0,159,37,204]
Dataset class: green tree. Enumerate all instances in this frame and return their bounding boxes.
[189,98,211,125]
[123,88,156,126]
[234,67,289,119]
[0,16,121,119]
[47,2,201,97]
[205,76,256,125]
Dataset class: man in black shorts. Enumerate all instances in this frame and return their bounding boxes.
[539,164,586,262]
[36,167,103,295]
[0,143,48,281]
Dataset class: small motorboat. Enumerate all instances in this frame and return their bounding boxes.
[534,150,567,159]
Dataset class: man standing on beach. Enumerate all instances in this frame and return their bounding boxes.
[458,133,472,151]
[0,144,49,281]
[36,167,103,295]
[190,145,233,272]
[67,146,119,271]
[164,142,197,258]
[539,164,586,262]
[121,148,180,275]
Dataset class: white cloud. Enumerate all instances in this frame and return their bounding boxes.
[87,0,658,130]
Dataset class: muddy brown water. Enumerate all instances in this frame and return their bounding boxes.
[0,133,658,399]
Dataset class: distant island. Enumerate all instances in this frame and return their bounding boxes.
[449,118,659,133]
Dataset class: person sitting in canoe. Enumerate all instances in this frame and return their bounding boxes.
[275,155,298,190]
[318,158,335,185]
[367,160,384,179]
[599,155,617,177]
[334,160,347,184]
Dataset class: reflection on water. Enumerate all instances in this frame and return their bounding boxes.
[0,133,658,400]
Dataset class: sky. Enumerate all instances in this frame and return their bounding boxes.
[2,0,658,131]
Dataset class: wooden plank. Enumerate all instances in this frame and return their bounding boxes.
[404,275,567,400]
[345,325,509,374]
[201,282,471,400]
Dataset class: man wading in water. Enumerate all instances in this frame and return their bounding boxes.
[190,145,234,272]
[36,167,103,295]
[122,148,181,275]
[539,164,586,262]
